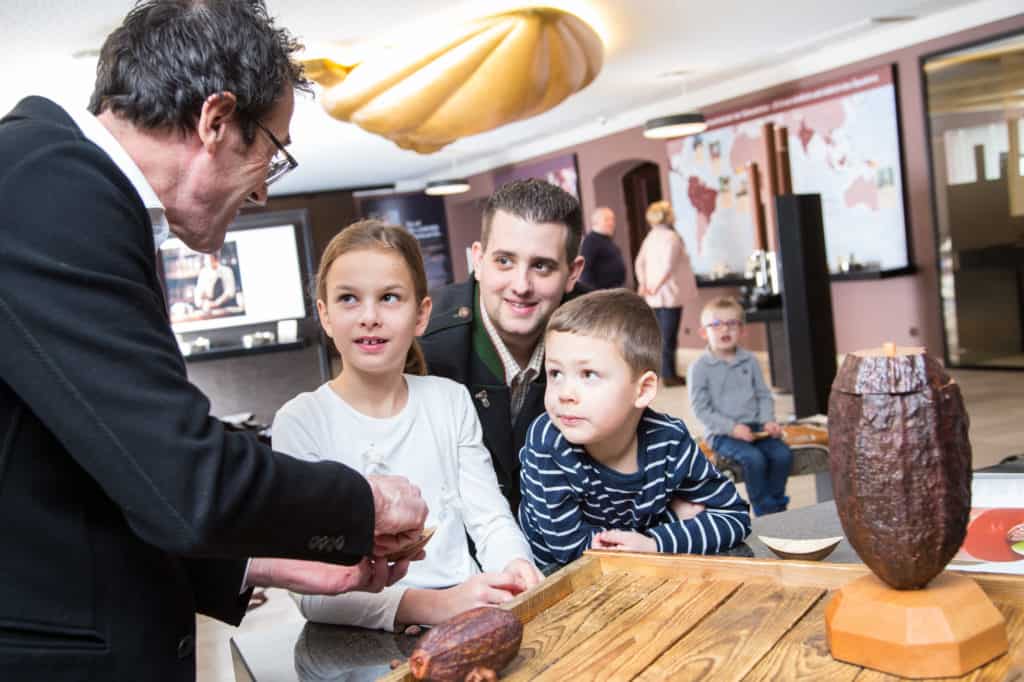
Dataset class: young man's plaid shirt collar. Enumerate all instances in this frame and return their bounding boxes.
[477,298,545,420]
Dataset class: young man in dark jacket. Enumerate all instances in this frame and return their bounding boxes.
[420,179,587,513]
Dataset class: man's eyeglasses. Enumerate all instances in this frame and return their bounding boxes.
[253,119,298,186]
[704,319,743,330]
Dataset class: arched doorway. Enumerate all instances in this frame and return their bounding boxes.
[591,159,664,287]
[622,162,662,269]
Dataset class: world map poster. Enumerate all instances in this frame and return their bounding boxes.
[667,65,909,277]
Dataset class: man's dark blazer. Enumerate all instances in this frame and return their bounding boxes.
[420,279,586,513]
[0,97,375,681]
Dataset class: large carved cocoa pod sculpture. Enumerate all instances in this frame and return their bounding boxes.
[828,346,972,589]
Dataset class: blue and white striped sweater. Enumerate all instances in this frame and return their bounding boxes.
[518,408,751,569]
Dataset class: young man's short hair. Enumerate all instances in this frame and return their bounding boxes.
[481,178,584,264]
[547,289,660,376]
[701,296,746,325]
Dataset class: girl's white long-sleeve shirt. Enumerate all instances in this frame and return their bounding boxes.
[272,374,533,631]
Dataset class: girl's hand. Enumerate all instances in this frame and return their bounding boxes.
[436,572,519,621]
[502,558,543,592]
[592,530,657,553]
[669,497,706,521]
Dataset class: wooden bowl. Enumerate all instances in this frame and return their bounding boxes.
[758,535,843,561]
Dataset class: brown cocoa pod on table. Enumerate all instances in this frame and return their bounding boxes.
[828,346,972,589]
[409,607,522,681]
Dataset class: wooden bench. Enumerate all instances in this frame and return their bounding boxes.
[698,422,833,503]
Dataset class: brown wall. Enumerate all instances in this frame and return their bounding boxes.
[446,13,1024,359]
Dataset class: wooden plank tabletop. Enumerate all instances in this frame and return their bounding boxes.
[378,553,1024,682]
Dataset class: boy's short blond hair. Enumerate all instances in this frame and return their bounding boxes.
[700,296,746,326]
[546,289,660,376]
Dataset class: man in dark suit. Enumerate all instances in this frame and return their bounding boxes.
[420,179,586,513]
[0,2,426,680]
[579,207,627,290]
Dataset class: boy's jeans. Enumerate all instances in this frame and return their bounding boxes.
[709,424,792,516]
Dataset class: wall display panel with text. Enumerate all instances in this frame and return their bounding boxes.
[358,193,454,290]
[667,65,910,277]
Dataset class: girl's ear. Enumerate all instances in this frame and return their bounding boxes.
[414,295,433,337]
[316,299,333,338]
[634,369,659,409]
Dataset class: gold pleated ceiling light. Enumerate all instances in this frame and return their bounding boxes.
[303,7,604,153]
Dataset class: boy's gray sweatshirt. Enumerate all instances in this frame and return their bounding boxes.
[686,347,775,436]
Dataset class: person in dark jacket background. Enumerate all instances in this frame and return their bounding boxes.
[578,206,626,290]
[0,2,427,680]
[420,179,586,513]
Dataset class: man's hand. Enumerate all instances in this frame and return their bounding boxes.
[246,556,411,595]
[764,421,784,437]
[592,530,658,552]
[731,423,754,442]
[373,529,428,559]
[502,558,543,593]
[367,474,428,536]
[669,497,706,521]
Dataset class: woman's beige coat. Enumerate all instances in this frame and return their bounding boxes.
[634,225,698,308]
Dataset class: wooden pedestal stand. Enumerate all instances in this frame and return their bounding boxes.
[825,572,1008,678]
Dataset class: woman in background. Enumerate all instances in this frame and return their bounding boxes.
[634,200,697,386]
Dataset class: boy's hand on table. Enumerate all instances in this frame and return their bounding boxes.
[502,558,543,592]
[763,421,784,437]
[731,424,755,442]
[592,530,657,552]
[669,498,706,521]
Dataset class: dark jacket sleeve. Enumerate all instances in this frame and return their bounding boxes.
[183,558,252,625]
[578,233,599,289]
[0,136,374,565]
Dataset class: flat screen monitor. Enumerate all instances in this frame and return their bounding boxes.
[156,209,315,355]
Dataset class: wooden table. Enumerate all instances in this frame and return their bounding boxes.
[381,551,1024,681]
[231,501,1023,680]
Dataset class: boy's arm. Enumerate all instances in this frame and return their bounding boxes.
[519,425,605,566]
[646,437,751,554]
[750,359,776,425]
[686,361,736,435]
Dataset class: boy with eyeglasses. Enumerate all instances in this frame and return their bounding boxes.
[687,296,792,516]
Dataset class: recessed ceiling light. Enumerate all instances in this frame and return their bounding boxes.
[643,113,707,139]
[425,179,470,196]
[657,68,694,79]
[871,16,916,24]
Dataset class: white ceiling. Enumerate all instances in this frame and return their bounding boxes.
[1,0,1017,196]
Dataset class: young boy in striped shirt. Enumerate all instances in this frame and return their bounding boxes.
[518,289,751,570]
